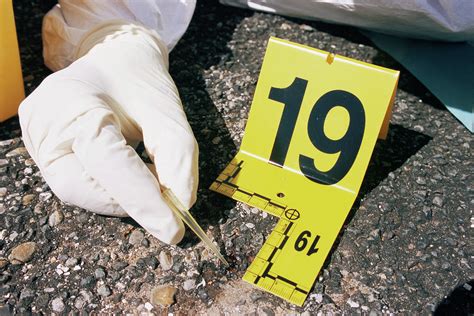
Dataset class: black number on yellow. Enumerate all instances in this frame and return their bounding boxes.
[294,230,320,256]
[268,78,307,167]
[268,77,365,185]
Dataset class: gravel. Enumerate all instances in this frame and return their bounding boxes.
[1,0,472,314]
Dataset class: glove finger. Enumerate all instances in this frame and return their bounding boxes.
[43,153,127,217]
[72,107,185,245]
[142,114,199,211]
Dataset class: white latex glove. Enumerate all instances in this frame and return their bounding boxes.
[19,21,199,245]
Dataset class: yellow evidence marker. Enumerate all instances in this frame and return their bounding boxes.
[0,0,25,121]
[210,37,399,306]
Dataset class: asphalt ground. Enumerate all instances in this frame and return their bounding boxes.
[0,1,472,314]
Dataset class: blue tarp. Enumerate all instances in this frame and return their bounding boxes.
[365,32,474,133]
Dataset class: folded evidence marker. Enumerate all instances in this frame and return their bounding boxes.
[211,37,399,306]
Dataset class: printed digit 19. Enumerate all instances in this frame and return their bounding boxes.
[268,77,366,185]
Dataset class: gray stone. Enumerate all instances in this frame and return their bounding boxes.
[51,297,65,312]
[182,279,196,291]
[65,257,79,267]
[112,260,128,271]
[159,251,173,271]
[76,213,89,224]
[36,294,50,308]
[146,256,159,270]
[19,289,35,303]
[141,238,150,247]
[94,267,106,279]
[259,307,275,316]
[432,196,444,207]
[48,210,64,227]
[75,290,93,309]
[250,291,264,302]
[97,285,112,297]
[80,276,95,288]
[74,296,87,309]
[347,299,360,308]
[128,230,145,245]
[0,188,6,198]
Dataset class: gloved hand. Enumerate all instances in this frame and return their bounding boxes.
[19,21,199,244]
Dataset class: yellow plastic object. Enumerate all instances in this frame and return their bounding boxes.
[211,37,399,306]
[0,0,25,122]
[162,188,229,266]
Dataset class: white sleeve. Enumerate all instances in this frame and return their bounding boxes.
[42,0,196,71]
[220,0,474,42]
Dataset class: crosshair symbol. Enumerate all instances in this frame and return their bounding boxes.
[285,209,300,221]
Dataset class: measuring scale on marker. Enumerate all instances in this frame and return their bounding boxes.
[211,37,399,306]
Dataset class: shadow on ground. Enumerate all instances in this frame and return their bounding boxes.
[320,123,431,276]
[434,280,474,315]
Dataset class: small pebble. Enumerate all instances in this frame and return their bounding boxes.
[347,299,360,308]
[22,194,35,206]
[94,267,106,279]
[8,242,37,264]
[112,261,128,271]
[74,296,87,309]
[51,297,65,312]
[250,291,263,302]
[144,302,154,311]
[0,258,8,269]
[128,229,145,245]
[141,238,150,247]
[159,251,173,271]
[65,257,79,267]
[182,279,196,291]
[432,196,444,207]
[80,276,95,288]
[146,257,159,270]
[5,147,28,157]
[259,307,275,316]
[48,210,64,227]
[212,136,221,144]
[150,286,177,306]
[97,285,112,297]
